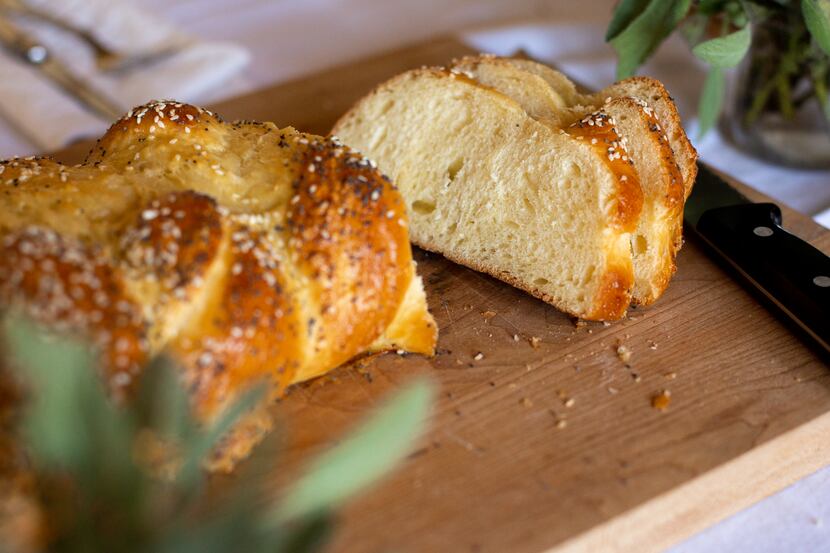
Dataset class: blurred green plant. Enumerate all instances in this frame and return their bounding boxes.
[0,314,434,553]
[606,0,830,136]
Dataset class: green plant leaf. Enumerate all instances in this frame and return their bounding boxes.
[605,0,652,41]
[2,314,112,471]
[609,0,693,79]
[803,0,830,56]
[178,383,267,488]
[698,66,725,137]
[272,379,434,523]
[269,512,334,553]
[135,355,195,442]
[692,25,752,68]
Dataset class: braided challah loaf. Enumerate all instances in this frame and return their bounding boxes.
[0,101,437,469]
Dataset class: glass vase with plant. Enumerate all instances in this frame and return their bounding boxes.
[606,0,830,168]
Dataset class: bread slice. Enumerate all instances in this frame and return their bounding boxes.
[452,56,685,304]
[590,78,697,199]
[499,58,698,199]
[333,69,643,320]
[450,55,569,122]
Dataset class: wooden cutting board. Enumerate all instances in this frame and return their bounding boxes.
[53,37,830,553]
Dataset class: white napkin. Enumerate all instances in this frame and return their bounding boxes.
[0,0,249,152]
[462,22,830,229]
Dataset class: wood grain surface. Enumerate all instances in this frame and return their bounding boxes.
[52,38,830,553]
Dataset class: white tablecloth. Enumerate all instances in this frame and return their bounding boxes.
[1,1,828,550]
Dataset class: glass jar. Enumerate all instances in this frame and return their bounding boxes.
[720,10,830,169]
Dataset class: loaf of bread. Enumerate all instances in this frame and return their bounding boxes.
[451,55,691,304]
[333,58,695,318]
[0,101,437,470]
[334,69,644,320]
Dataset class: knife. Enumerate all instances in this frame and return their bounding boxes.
[685,163,830,353]
[0,14,123,121]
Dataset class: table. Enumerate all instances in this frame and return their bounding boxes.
[1,1,828,550]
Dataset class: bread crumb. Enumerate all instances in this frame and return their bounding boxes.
[564,397,575,408]
[481,310,497,321]
[607,386,619,395]
[616,344,632,363]
[556,419,567,429]
[529,336,541,349]
[574,319,587,329]
[513,334,520,342]
[520,397,533,407]
[664,371,677,380]
[508,383,518,390]
[631,372,641,383]
[473,352,484,361]
[602,321,611,327]
[648,340,658,350]
[652,389,672,411]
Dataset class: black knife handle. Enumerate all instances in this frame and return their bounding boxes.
[696,202,830,353]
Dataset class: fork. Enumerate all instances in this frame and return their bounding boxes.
[0,0,181,73]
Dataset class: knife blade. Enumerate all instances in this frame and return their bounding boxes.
[685,162,830,353]
[0,14,123,121]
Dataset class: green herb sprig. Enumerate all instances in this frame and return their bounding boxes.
[606,0,830,136]
[0,314,434,553]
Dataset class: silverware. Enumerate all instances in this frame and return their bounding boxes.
[0,14,123,120]
[0,0,182,73]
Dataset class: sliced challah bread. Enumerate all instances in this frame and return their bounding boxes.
[452,55,686,304]
[334,69,643,320]
[0,101,437,471]
[499,57,698,199]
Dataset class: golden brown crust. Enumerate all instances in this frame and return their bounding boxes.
[0,101,436,470]
[627,98,685,304]
[585,265,634,321]
[588,97,684,306]
[0,228,149,401]
[565,111,643,233]
[288,137,414,379]
[171,225,303,418]
[599,77,698,199]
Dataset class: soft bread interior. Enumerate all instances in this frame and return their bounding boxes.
[453,56,685,304]
[593,78,697,198]
[334,70,638,320]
